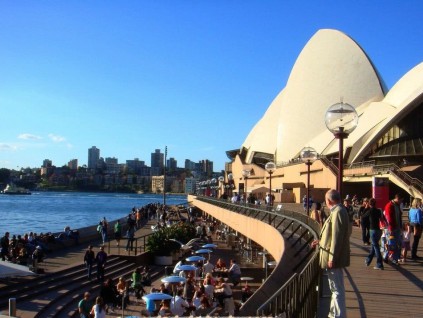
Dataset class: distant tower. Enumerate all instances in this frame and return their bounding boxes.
[151,149,164,176]
[167,157,177,173]
[88,146,100,169]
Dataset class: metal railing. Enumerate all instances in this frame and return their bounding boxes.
[256,252,320,317]
[345,162,423,196]
[107,233,153,256]
[196,196,320,317]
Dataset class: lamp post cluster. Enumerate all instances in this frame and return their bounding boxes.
[197,179,219,197]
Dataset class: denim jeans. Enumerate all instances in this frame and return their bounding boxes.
[391,229,402,262]
[327,268,346,318]
[366,229,383,268]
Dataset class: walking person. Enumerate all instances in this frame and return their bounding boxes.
[358,198,371,245]
[114,220,122,247]
[364,198,384,270]
[95,246,108,283]
[83,245,95,280]
[100,217,108,244]
[312,189,350,318]
[384,194,404,265]
[0,232,10,261]
[408,198,422,260]
[126,214,136,252]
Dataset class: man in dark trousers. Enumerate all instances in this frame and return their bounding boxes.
[83,245,95,280]
[95,246,108,282]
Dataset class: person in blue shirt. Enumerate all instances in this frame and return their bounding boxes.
[408,198,422,260]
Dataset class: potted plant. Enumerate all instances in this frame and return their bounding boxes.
[146,227,178,265]
[146,223,196,265]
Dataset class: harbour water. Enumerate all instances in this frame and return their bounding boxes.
[0,192,188,236]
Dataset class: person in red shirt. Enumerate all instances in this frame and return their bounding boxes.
[384,194,403,265]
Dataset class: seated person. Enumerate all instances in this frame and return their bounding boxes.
[141,266,152,286]
[215,258,227,270]
[64,226,80,244]
[214,277,234,314]
[228,259,241,286]
[131,268,145,299]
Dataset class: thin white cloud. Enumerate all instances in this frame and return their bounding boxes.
[18,133,42,140]
[48,134,66,142]
[0,143,17,151]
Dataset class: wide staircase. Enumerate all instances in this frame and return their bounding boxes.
[0,256,143,317]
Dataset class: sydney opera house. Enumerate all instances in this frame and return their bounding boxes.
[224,29,423,204]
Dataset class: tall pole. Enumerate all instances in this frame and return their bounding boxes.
[335,127,346,199]
[163,146,167,206]
[306,162,311,216]
[269,172,273,206]
[244,176,248,206]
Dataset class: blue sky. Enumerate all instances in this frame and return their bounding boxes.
[0,1,422,172]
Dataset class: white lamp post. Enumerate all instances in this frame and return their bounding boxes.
[242,169,251,205]
[325,101,358,198]
[300,147,318,215]
[227,173,234,197]
[265,161,276,207]
[218,176,225,198]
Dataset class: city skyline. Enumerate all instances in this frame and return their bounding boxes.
[1,2,423,171]
[37,146,213,173]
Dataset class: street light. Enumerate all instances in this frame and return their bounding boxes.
[265,162,276,207]
[242,169,251,205]
[227,173,234,197]
[325,101,358,198]
[300,147,318,216]
[218,176,225,198]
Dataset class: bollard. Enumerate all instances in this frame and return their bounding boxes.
[9,298,16,317]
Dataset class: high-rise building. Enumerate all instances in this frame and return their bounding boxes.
[167,157,177,173]
[42,159,52,168]
[88,146,100,169]
[151,149,164,176]
[105,157,120,174]
[199,159,213,177]
[68,159,78,170]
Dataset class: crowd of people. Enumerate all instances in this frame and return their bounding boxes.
[0,230,68,268]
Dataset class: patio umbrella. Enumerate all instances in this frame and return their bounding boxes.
[185,255,205,262]
[175,264,197,271]
[142,292,173,301]
[161,276,186,284]
[0,261,35,278]
[202,243,217,249]
[195,249,212,254]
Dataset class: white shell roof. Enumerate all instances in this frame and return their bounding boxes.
[241,29,423,164]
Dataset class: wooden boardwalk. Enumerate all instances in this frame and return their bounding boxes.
[319,225,423,318]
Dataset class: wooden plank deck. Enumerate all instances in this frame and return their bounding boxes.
[319,225,423,318]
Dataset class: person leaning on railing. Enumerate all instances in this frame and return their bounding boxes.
[311,189,350,318]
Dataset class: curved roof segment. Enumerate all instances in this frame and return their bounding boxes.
[241,29,423,165]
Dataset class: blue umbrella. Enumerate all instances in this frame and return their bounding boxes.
[195,249,212,254]
[142,293,173,301]
[161,276,187,284]
[186,255,206,262]
[175,264,197,271]
[202,243,217,249]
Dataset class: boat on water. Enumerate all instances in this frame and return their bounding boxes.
[1,184,31,195]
